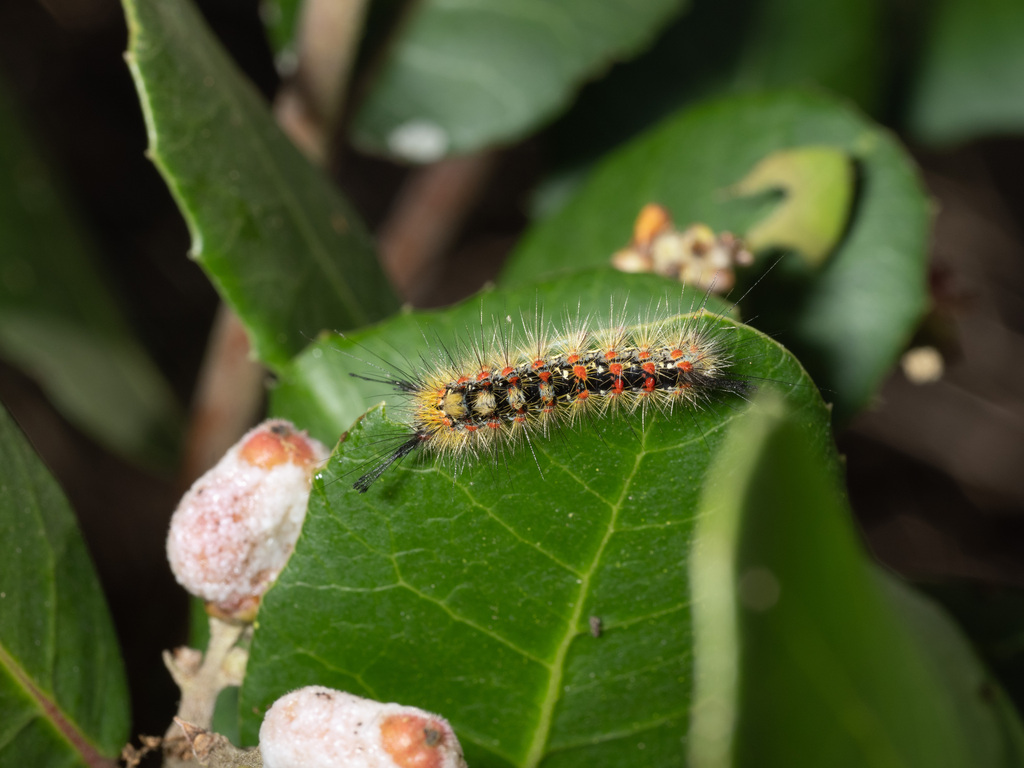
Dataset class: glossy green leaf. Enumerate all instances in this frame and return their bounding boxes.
[505,90,931,422]
[689,392,1024,767]
[907,0,1024,146]
[543,0,882,176]
[351,0,687,161]
[0,404,130,765]
[240,271,830,766]
[122,0,399,370]
[0,80,181,468]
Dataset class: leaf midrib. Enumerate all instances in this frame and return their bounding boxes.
[512,399,753,766]
[519,424,652,768]
[0,432,113,767]
[0,642,115,767]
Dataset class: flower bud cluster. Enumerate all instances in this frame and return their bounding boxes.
[611,203,752,292]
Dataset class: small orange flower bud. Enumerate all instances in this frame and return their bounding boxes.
[632,203,672,247]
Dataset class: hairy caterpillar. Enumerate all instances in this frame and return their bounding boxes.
[349,297,761,493]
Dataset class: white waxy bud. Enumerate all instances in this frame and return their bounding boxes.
[166,419,329,620]
[259,686,467,768]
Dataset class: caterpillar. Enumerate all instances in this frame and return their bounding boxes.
[349,300,757,493]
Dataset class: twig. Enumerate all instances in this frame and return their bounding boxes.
[162,616,249,767]
[178,305,265,487]
[172,720,262,767]
[273,0,370,163]
[377,151,498,304]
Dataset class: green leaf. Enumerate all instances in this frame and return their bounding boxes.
[240,271,830,766]
[351,0,688,161]
[729,145,854,266]
[688,391,1024,767]
[505,90,931,422]
[542,0,883,176]
[260,0,303,56]
[880,578,1024,767]
[121,0,399,370]
[0,404,130,765]
[919,582,1024,719]
[907,0,1024,146]
[0,79,181,468]
[731,0,883,110]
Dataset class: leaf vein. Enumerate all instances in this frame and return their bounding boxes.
[544,709,688,754]
[394,580,551,668]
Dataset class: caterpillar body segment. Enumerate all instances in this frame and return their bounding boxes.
[351,310,753,492]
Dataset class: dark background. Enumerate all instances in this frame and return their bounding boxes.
[1,0,1022,738]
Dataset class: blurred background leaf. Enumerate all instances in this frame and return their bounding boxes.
[0,79,181,469]
[906,0,1024,146]
[920,582,1024,718]
[542,0,883,178]
[260,0,303,59]
[0,404,130,766]
[350,0,689,161]
[729,145,854,265]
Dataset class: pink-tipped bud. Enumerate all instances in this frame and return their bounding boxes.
[166,420,329,620]
[259,686,467,768]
